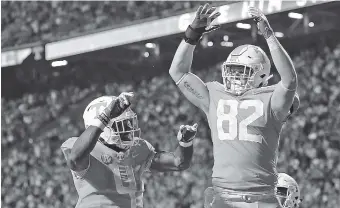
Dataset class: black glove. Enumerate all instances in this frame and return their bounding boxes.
[177,123,198,147]
[185,3,221,45]
[97,92,133,126]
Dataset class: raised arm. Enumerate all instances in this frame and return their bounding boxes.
[62,93,133,172]
[249,7,298,121]
[150,124,197,172]
[169,3,220,114]
[169,41,210,114]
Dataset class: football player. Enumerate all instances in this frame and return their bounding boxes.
[61,92,198,208]
[276,173,301,208]
[169,3,299,208]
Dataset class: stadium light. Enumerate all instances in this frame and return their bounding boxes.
[308,22,315,27]
[145,43,156,49]
[223,35,229,41]
[288,12,303,19]
[207,41,214,47]
[221,41,234,47]
[274,32,284,38]
[236,23,251,30]
[51,60,67,67]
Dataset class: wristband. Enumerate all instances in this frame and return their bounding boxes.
[89,118,106,131]
[184,25,204,45]
[179,141,193,147]
[97,113,110,126]
[259,22,274,40]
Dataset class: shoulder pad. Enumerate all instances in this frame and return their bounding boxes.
[134,138,155,153]
[206,81,224,91]
[60,137,78,150]
[206,81,221,86]
[249,84,277,95]
[205,81,213,89]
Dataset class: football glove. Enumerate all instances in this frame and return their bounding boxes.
[185,3,221,45]
[97,92,133,126]
[177,123,198,147]
[248,7,273,39]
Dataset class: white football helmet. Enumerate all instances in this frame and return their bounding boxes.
[222,44,272,94]
[83,96,140,149]
[276,173,301,208]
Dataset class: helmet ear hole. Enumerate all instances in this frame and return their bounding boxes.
[251,71,266,88]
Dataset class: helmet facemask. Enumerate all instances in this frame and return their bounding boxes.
[83,96,140,150]
[100,113,140,150]
[222,44,272,95]
[276,184,301,208]
[222,62,262,94]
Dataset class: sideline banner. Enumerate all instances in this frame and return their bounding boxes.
[1,0,332,65]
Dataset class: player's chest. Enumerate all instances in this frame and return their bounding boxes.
[94,145,146,175]
[89,146,146,193]
[209,97,269,143]
[210,97,267,123]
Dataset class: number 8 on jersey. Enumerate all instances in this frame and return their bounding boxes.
[217,99,264,143]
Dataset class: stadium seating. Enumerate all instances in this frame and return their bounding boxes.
[1,1,202,47]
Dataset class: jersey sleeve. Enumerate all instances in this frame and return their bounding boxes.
[270,81,297,122]
[255,84,299,122]
[290,93,300,115]
[60,137,78,158]
[205,81,219,91]
[282,92,300,122]
[141,140,156,172]
[60,137,90,178]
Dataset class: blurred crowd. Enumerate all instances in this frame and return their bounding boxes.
[1,1,340,208]
[2,41,339,208]
[1,1,204,48]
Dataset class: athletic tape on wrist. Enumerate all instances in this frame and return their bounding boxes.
[97,114,109,126]
[89,119,106,131]
[179,141,193,147]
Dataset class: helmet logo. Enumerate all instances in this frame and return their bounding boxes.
[253,46,260,54]
[101,154,113,164]
[229,56,239,62]
[87,102,107,118]
[116,152,125,161]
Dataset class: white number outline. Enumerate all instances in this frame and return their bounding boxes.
[113,164,137,194]
[217,99,264,143]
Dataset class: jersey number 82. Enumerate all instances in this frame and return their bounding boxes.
[216,99,264,143]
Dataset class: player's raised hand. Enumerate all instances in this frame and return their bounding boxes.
[248,7,273,39]
[97,92,134,126]
[191,3,221,32]
[118,92,134,106]
[185,3,220,45]
[177,123,198,147]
